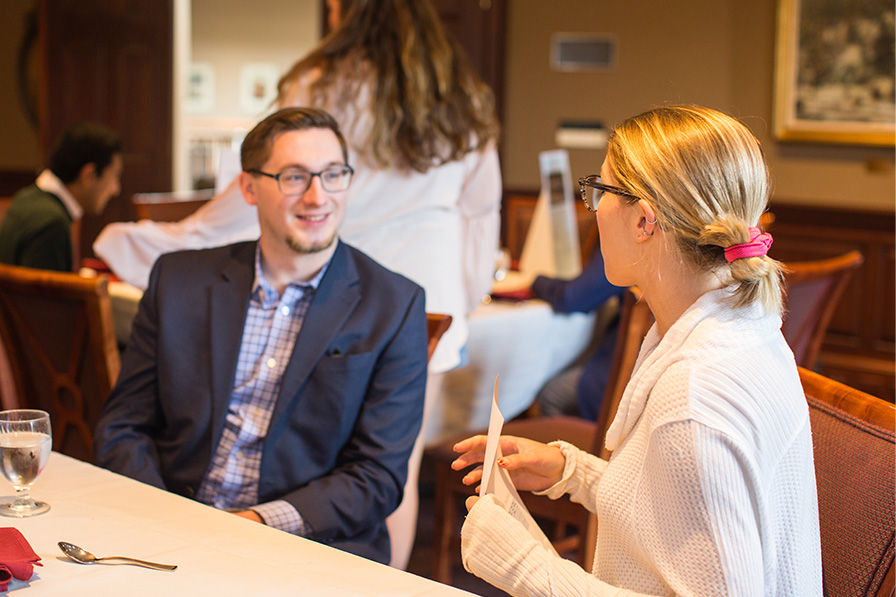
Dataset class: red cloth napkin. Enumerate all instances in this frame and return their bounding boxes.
[0,528,42,592]
[490,287,534,302]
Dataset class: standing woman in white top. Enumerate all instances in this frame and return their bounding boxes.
[277,0,501,569]
[277,0,501,375]
[452,105,823,596]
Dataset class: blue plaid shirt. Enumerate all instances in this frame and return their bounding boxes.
[196,247,328,535]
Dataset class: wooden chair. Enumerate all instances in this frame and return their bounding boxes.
[0,335,15,410]
[781,250,864,368]
[426,313,453,362]
[0,196,12,226]
[131,188,214,222]
[427,287,653,583]
[798,366,895,597]
[0,264,121,463]
[387,312,454,569]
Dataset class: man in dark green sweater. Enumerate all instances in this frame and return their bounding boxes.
[0,122,122,271]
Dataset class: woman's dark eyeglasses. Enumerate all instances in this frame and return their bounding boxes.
[578,175,640,212]
[248,165,354,195]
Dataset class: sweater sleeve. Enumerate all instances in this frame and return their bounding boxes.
[461,495,653,597]
[461,421,769,596]
[621,420,764,596]
[535,441,607,513]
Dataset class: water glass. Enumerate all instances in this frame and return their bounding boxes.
[0,409,52,517]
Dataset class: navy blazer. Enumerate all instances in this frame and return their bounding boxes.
[94,240,428,563]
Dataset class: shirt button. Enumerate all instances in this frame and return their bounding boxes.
[237,451,244,460]
[267,358,277,369]
[280,305,290,316]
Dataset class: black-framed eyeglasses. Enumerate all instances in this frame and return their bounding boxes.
[578,174,640,212]
[248,165,354,195]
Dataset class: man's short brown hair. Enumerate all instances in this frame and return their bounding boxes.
[240,107,349,172]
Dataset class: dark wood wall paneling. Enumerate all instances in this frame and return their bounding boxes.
[39,0,173,260]
[432,0,506,128]
[502,191,896,403]
[767,203,895,402]
[0,170,39,197]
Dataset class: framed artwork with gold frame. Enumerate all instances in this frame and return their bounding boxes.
[773,0,895,146]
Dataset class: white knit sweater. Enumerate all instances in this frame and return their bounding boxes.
[461,288,823,596]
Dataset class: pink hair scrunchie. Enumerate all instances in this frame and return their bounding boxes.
[724,227,773,263]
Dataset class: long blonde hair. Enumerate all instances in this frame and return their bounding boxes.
[607,105,784,313]
[276,0,499,173]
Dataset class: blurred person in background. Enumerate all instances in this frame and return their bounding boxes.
[529,248,626,421]
[2,122,121,272]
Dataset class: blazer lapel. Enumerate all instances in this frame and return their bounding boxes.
[271,242,361,424]
[208,243,255,445]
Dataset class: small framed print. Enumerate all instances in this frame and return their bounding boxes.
[186,62,215,114]
[239,63,280,115]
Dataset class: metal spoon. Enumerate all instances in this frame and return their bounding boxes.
[58,541,177,571]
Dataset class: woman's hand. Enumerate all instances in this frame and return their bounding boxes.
[451,435,565,496]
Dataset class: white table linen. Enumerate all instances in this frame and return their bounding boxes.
[423,299,595,444]
[2,453,473,595]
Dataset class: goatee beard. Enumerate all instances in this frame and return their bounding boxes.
[286,233,336,254]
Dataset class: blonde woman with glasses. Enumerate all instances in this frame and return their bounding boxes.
[452,105,823,596]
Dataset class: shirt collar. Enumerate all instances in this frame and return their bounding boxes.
[251,244,331,307]
[35,169,83,220]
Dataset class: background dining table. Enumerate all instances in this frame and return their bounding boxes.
[423,297,596,444]
[1,452,475,595]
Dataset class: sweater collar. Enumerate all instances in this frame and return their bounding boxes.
[36,169,83,220]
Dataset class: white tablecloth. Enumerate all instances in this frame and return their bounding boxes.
[1,453,473,595]
[108,281,143,345]
[423,298,595,444]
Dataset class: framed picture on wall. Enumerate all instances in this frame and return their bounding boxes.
[239,63,280,116]
[773,0,895,146]
[186,63,215,114]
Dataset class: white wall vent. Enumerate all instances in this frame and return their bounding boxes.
[550,33,617,72]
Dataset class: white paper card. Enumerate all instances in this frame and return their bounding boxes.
[480,377,560,556]
[519,149,582,280]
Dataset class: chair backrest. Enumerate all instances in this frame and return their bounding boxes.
[592,286,654,459]
[782,250,864,368]
[799,366,895,597]
[0,336,16,410]
[0,264,121,463]
[131,188,214,222]
[426,313,452,363]
[0,196,12,227]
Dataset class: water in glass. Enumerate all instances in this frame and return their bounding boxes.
[0,409,52,517]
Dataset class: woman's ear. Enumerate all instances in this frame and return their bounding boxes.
[635,199,658,240]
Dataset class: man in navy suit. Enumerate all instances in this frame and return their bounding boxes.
[94,108,428,564]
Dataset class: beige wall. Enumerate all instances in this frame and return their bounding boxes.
[503,0,895,211]
[189,0,319,127]
[1,1,893,211]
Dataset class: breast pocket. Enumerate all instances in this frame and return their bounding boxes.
[303,352,379,429]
